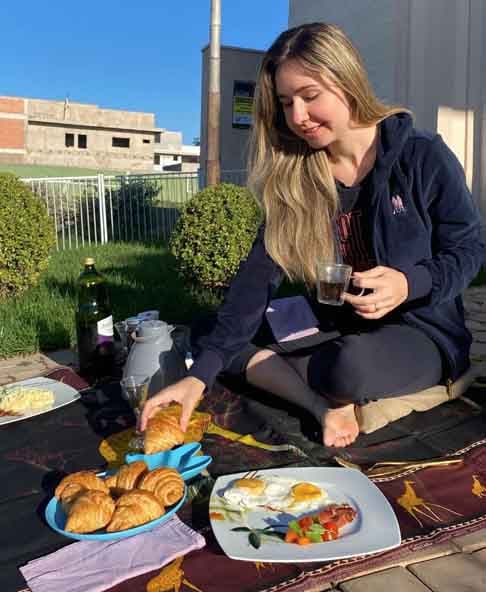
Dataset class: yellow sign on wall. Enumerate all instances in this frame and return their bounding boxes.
[232,81,255,128]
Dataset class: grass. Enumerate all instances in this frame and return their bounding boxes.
[1,241,484,359]
[0,242,221,358]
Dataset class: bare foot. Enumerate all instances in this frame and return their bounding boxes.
[321,404,359,448]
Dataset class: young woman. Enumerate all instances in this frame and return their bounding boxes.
[140,22,484,448]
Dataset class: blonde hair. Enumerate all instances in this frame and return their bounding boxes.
[248,22,409,285]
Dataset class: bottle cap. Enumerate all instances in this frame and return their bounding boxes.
[84,257,95,265]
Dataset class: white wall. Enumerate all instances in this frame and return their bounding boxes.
[289,0,486,219]
[289,0,397,103]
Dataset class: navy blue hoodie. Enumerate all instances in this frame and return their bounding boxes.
[188,113,485,387]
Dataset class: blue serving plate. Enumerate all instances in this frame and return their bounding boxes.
[45,442,212,541]
[125,441,212,480]
[45,486,187,541]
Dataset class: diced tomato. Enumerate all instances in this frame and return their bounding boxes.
[298,516,314,530]
[285,529,299,543]
[284,504,357,545]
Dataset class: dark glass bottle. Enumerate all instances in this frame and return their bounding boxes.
[75,257,114,379]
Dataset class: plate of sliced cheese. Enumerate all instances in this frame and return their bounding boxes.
[0,376,80,426]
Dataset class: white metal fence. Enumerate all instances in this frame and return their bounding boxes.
[23,170,247,250]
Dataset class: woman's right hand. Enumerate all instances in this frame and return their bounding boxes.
[139,376,206,433]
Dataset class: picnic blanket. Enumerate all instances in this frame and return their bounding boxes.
[105,380,486,592]
[2,366,486,592]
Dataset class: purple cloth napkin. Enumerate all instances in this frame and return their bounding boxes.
[265,296,319,342]
[20,516,205,592]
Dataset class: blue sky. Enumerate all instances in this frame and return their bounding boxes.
[1,1,289,144]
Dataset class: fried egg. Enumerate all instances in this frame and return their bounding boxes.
[222,475,327,512]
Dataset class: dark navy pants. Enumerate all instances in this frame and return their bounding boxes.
[219,320,444,406]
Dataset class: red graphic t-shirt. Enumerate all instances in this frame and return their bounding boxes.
[335,180,375,272]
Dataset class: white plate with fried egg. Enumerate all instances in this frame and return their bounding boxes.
[209,467,401,562]
[0,377,80,426]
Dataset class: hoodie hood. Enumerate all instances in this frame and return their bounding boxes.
[372,112,414,188]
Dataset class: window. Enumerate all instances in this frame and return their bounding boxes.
[143,138,150,144]
[154,154,160,165]
[112,137,130,148]
[78,134,87,149]
[173,155,178,161]
[154,133,161,143]
[183,155,199,163]
[65,133,74,147]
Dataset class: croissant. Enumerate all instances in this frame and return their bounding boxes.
[138,467,185,506]
[184,411,211,443]
[106,490,164,532]
[144,405,211,454]
[104,461,148,497]
[144,414,185,454]
[156,404,211,439]
[65,490,115,533]
[55,471,109,512]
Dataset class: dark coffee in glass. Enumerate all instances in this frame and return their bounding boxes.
[316,263,352,306]
[319,280,346,303]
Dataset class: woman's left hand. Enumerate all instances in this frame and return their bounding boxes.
[343,265,408,319]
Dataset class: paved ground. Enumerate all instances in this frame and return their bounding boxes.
[2,286,486,591]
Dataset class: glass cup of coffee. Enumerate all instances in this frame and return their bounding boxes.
[317,262,353,306]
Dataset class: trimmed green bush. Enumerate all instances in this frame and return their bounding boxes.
[0,173,55,298]
[170,183,262,289]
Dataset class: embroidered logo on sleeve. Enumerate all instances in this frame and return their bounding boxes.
[391,194,407,216]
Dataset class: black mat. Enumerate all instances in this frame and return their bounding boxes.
[208,374,486,468]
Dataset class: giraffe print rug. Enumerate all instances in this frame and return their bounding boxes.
[3,368,486,592]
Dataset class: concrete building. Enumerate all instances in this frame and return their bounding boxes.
[201,0,486,217]
[0,95,199,173]
[153,131,200,173]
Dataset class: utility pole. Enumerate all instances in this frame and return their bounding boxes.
[206,0,221,186]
